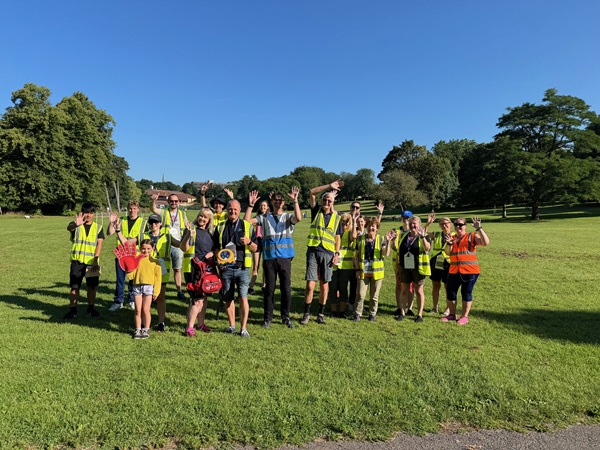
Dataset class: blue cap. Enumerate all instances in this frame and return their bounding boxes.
[401,210,413,218]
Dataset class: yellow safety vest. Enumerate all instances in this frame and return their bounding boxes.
[396,233,431,276]
[431,231,454,263]
[216,220,253,269]
[144,232,171,283]
[182,228,195,274]
[337,229,355,270]
[307,210,340,253]
[213,212,227,229]
[357,234,385,280]
[160,208,187,236]
[71,222,102,265]
[115,216,146,249]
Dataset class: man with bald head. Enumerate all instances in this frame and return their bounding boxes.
[213,199,258,338]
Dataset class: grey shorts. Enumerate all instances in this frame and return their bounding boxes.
[170,246,184,270]
[132,284,154,296]
[305,248,334,282]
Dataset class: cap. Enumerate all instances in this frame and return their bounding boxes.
[148,213,162,223]
[401,210,413,218]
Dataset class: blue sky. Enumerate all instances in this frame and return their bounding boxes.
[2,1,599,186]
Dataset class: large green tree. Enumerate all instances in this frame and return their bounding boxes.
[495,88,600,219]
[372,169,427,211]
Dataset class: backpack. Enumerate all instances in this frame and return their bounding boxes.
[187,257,222,295]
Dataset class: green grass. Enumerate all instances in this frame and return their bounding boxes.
[1,204,599,449]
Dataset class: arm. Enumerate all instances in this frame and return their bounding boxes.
[472,216,490,246]
[107,212,119,236]
[200,183,210,208]
[91,238,104,270]
[152,263,163,301]
[424,210,435,234]
[383,230,397,257]
[151,193,161,214]
[67,213,84,232]
[178,227,193,252]
[354,240,362,279]
[244,190,259,224]
[287,186,302,224]
[376,202,384,223]
[308,179,344,208]
[333,234,341,265]
[418,227,431,252]
[224,187,234,200]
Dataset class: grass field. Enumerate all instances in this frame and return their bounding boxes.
[0,204,599,449]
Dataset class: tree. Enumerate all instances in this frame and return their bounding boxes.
[495,88,600,219]
[372,169,428,211]
[341,168,376,201]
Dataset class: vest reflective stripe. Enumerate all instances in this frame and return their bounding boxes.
[160,209,187,235]
[338,230,355,270]
[397,233,431,276]
[261,214,295,260]
[213,212,227,228]
[431,231,454,262]
[116,217,145,249]
[307,210,340,252]
[449,232,480,275]
[182,229,195,273]
[357,234,385,280]
[71,222,101,265]
[217,220,253,269]
[144,233,171,282]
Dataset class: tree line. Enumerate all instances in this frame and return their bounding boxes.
[2,84,599,218]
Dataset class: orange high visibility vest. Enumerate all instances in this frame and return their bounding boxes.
[449,232,480,275]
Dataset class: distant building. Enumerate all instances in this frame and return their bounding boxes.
[145,189,197,208]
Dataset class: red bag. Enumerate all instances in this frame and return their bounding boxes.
[187,257,222,295]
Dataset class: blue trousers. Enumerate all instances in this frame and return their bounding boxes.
[113,258,133,304]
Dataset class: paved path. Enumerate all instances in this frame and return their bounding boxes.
[266,424,600,450]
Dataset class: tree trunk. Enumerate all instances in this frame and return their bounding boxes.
[531,201,540,220]
[502,203,508,219]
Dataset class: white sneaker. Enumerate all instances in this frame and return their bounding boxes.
[127,302,135,310]
[108,302,123,312]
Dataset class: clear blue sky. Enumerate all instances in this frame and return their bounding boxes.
[3,1,599,186]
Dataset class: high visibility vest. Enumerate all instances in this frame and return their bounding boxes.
[213,212,227,229]
[160,208,187,236]
[144,232,171,283]
[449,232,480,275]
[307,210,340,253]
[182,228,195,274]
[337,230,355,270]
[431,231,454,263]
[71,222,102,265]
[115,216,146,249]
[216,220,253,269]
[396,233,431,276]
[261,213,295,260]
[356,234,385,280]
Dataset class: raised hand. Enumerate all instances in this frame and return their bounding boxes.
[330,179,344,191]
[249,190,260,206]
[224,188,234,199]
[287,186,299,202]
[114,241,144,272]
[110,212,118,224]
[472,216,482,229]
[444,233,454,245]
[376,202,385,215]
[151,193,160,201]
[427,210,436,226]
[74,212,85,227]
[386,229,397,242]
[200,183,210,194]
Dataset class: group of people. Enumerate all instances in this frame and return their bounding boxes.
[65,180,490,338]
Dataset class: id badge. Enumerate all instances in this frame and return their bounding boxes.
[225,242,236,252]
[404,252,415,270]
[363,261,374,273]
[435,256,445,270]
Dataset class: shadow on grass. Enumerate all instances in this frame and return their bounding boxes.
[482,308,600,345]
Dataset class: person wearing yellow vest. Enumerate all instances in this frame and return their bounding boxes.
[424,211,454,316]
[441,216,489,325]
[353,217,395,322]
[151,192,188,301]
[327,213,357,318]
[144,214,172,332]
[213,199,258,338]
[393,210,416,318]
[200,183,234,229]
[391,215,431,323]
[107,199,146,312]
[64,202,105,320]
[300,180,344,325]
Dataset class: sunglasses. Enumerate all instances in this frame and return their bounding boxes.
[322,199,333,203]
[351,206,360,209]
[454,223,466,227]
[169,200,179,203]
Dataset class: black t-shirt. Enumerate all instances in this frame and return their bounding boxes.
[213,219,257,266]
[194,228,213,261]
[69,222,105,240]
[399,234,429,269]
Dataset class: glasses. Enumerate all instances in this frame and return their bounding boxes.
[454,223,466,227]
[169,200,179,203]
[322,199,333,203]
[351,205,360,209]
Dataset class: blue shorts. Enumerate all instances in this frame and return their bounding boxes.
[221,267,250,301]
[447,273,479,302]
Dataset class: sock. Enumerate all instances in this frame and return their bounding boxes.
[318,304,325,315]
[303,303,311,315]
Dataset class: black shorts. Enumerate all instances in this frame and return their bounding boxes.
[69,260,99,289]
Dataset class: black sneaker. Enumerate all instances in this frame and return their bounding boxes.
[177,291,187,301]
[316,314,326,325]
[283,318,295,329]
[368,314,376,322]
[86,306,100,318]
[353,314,360,323]
[263,320,271,329]
[248,287,255,295]
[394,308,402,317]
[155,322,166,332]
[415,315,423,323]
[395,314,405,321]
[299,313,310,325]
[63,308,77,320]
[406,309,415,316]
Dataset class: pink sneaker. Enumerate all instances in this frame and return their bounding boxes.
[185,327,196,337]
[440,314,456,322]
[198,323,211,333]
[457,316,469,325]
